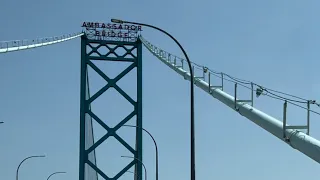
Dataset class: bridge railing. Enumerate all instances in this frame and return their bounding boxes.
[0,32,84,53]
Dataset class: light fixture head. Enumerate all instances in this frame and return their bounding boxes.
[256,87,263,97]
[203,67,208,73]
[111,19,124,24]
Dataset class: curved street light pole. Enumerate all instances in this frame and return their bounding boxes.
[47,171,67,180]
[126,170,140,180]
[16,155,46,180]
[123,125,158,180]
[112,18,196,180]
[121,155,147,180]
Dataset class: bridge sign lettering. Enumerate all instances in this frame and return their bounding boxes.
[82,21,142,41]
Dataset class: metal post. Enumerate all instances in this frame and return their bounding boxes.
[283,100,287,139]
[121,156,147,180]
[126,171,140,180]
[251,82,254,106]
[79,35,87,180]
[192,66,195,79]
[221,73,224,91]
[202,67,206,80]
[208,72,211,93]
[16,155,45,180]
[234,83,237,110]
[181,59,184,69]
[112,19,196,180]
[137,38,144,180]
[123,125,158,180]
[307,101,310,135]
[47,172,66,180]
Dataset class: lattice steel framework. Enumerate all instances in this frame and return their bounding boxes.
[80,34,143,180]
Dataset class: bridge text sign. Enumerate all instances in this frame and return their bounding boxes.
[82,22,142,41]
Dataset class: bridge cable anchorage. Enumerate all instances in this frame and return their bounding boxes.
[139,35,320,164]
[0,32,84,53]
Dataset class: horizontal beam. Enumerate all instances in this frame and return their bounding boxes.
[286,125,308,129]
[87,39,138,46]
[140,36,320,164]
[89,56,135,62]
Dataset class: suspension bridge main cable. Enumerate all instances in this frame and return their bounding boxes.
[139,35,320,164]
[143,37,320,113]
[143,36,316,109]
[0,32,84,54]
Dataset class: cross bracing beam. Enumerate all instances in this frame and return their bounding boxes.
[80,35,143,180]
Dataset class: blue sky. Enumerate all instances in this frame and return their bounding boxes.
[1,0,320,180]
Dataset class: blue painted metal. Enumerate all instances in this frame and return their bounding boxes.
[80,35,87,180]
[80,34,143,180]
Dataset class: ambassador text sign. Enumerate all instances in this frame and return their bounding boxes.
[82,22,142,41]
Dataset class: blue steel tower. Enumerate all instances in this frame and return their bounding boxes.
[79,31,143,180]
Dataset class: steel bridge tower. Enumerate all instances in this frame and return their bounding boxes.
[79,34,143,180]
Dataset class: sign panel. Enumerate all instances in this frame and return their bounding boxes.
[82,21,142,42]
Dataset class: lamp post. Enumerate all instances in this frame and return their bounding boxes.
[16,155,46,180]
[126,170,140,180]
[47,171,67,180]
[123,125,158,180]
[112,18,196,180]
[121,155,147,180]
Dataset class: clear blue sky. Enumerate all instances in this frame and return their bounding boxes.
[1,0,320,180]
